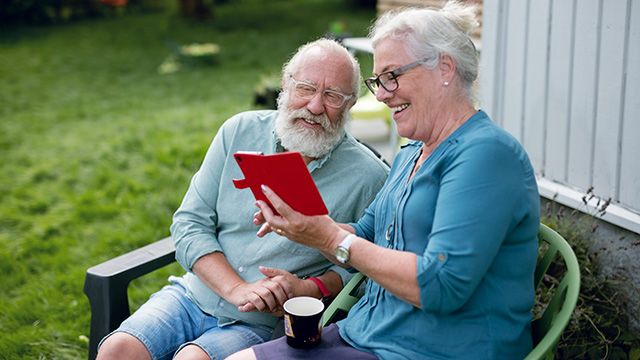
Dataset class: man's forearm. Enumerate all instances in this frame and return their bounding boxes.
[191,251,245,303]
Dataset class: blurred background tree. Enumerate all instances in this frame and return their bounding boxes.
[0,0,167,26]
[177,0,212,20]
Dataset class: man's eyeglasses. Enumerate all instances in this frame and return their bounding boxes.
[364,57,430,96]
[290,76,353,109]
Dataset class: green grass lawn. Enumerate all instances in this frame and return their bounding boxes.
[0,1,375,358]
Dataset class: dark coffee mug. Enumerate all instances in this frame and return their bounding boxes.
[283,296,324,349]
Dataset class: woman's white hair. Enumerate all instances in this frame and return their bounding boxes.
[370,1,480,99]
[281,38,362,102]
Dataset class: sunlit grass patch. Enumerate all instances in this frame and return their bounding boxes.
[0,1,375,358]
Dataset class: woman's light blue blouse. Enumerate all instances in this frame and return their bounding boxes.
[342,110,540,360]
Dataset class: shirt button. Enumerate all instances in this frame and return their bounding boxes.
[219,302,224,307]
[238,266,244,273]
[438,254,446,261]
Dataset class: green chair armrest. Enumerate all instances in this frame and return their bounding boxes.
[322,272,367,327]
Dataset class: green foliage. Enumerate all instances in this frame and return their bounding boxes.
[0,0,170,27]
[541,190,640,359]
[0,1,376,358]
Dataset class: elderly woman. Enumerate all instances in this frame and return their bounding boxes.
[227,1,540,359]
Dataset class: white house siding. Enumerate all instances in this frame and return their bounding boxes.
[480,0,640,234]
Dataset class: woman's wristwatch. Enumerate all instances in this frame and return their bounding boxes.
[334,234,356,264]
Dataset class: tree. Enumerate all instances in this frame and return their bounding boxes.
[178,0,212,20]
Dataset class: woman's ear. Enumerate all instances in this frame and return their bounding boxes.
[439,53,456,83]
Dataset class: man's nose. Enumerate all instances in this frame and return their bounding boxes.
[306,92,325,115]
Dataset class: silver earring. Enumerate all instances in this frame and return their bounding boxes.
[444,81,449,86]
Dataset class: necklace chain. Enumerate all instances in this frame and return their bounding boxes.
[413,107,475,175]
[447,107,475,139]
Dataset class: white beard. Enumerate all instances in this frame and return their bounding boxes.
[274,91,348,158]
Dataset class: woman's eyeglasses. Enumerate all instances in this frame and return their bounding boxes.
[364,57,430,96]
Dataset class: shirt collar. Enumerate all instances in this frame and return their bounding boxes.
[271,127,347,173]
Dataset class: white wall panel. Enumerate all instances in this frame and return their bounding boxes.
[567,0,600,190]
[522,0,550,174]
[620,2,640,210]
[478,0,502,120]
[544,0,575,182]
[592,0,628,200]
[500,0,528,139]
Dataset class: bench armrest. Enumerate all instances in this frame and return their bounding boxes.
[83,237,176,360]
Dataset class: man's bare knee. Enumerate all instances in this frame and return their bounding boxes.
[225,348,257,360]
[173,344,210,360]
[96,332,151,360]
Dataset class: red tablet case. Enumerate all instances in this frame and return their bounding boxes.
[232,151,328,216]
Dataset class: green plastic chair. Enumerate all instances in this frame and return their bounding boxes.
[321,223,580,359]
[322,272,366,327]
[525,223,581,360]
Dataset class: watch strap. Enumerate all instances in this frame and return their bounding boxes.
[340,234,357,249]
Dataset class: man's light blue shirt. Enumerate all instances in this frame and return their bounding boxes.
[343,110,540,359]
[170,110,389,329]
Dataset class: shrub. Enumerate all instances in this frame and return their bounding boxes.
[540,189,640,359]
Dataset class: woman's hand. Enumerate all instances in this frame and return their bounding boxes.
[255,185,345,253]
[253,207,272,237]
[256,188,422,308]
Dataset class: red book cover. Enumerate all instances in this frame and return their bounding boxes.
[232,151,328,216]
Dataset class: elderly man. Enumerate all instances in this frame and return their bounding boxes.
[96,38,389,360]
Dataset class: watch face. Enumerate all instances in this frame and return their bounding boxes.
[334,247,349,263]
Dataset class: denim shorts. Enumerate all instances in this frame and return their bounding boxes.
[99,283,273,360]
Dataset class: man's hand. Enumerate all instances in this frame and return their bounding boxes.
[235,267,303,316]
